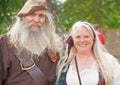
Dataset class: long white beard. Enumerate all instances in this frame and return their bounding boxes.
[24,31,49,55]
[9,19,50,56]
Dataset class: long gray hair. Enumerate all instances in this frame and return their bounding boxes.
[8,12,62,56]
[55,21,112,85]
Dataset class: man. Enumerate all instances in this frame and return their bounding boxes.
[0,0,62,85]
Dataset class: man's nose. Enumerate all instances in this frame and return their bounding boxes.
[34,15,39,22]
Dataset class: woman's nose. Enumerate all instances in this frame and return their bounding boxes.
[80,37,85,41]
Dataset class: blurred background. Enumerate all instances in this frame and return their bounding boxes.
[0,0,120,60]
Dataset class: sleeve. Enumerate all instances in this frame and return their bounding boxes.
[0,70,2,85]
[0,35,10,85]
[106,53,120,85]
[111,57,120,85]
[0,76,2,85]
[113,65,120,85]
[0,36,3,85]
[0,65,2,85]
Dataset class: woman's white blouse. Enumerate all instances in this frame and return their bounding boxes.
[66,61,99,85]
[66,53,120,85]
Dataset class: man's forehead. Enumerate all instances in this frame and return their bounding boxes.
[34,9,46,13]
[24,9,46,16]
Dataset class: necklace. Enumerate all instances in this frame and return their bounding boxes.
[75,56,82,85]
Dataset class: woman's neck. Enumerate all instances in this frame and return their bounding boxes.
[71,52,95,71]
[76,51,93,58]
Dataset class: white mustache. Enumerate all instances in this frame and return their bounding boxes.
[28,22,41,27]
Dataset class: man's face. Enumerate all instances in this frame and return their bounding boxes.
[23,9,46,31]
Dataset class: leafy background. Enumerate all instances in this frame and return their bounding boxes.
[55,0,120,31]
[0,0,120,34]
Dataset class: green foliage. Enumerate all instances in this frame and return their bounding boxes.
[0,0,24,34]
[0,0,120,34]
[55,0,120,31]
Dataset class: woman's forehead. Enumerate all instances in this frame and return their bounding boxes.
[72,26,92,36]
[73,26,87,33]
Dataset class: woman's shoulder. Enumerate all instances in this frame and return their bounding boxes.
[104,52,118,61]
[104,53,120,85]
[104,52,120,67]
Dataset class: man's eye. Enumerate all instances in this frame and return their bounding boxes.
[39,14,45,17]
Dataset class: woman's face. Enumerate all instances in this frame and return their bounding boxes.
[73,26,94,53]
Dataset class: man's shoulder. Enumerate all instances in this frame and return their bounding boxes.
[0,34,7,39]
[0,34,8,44]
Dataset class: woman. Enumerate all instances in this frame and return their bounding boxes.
[55,21,120,85]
